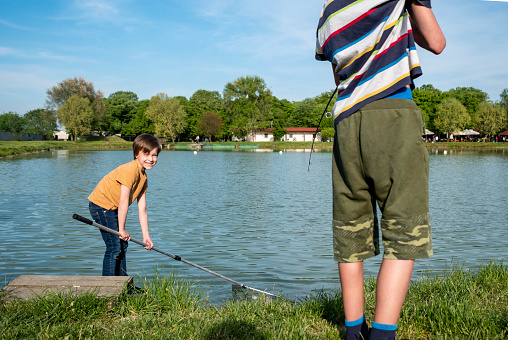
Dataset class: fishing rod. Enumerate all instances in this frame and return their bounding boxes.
[308,86,338,171]
[72,214,278,299]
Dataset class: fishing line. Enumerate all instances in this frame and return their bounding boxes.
[72,214,278,299]
[308,86,338,171]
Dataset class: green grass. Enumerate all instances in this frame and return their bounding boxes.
[426,141,508,149]
[1,262,507,339]
[0,137,132,157]
[170,140,508,151]
[399,261,508,339]
[172,141,334,150]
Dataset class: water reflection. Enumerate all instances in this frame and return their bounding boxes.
[0,149,507,303]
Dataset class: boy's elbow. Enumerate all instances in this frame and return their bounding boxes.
[430,37,446,55]
[423,36,446,55]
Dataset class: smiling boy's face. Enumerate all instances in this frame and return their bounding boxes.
[135,147,158,171]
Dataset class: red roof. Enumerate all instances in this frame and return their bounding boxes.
[265,127,319,132]
[499,130,508,136]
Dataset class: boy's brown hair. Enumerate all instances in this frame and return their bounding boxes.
[133,134,162,159]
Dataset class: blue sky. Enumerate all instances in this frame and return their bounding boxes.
[1,0,508,115]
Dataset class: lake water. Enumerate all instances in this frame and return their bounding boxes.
[0,148,507,303]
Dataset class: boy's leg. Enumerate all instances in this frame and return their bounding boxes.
[101,229,123,276]
[374,259,414,325]
[359,100,431,338]
[89,202,129,276]
[370,259,413,339]
[100,229,128,276]
[340,262,371,340]
[333,113,379,340]
[339,261,365,322]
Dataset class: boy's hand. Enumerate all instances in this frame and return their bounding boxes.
[143,236,154,250]
[119,229,131,241]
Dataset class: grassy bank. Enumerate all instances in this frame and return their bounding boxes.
[1,262,506,339]
[186,141,508,151]
[194,141,334,150]
[425,141,508,149]
[1,140,508,158]
[0,137,132,157]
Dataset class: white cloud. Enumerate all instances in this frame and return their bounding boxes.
[0,46,90,63]
[50,0,141,28]
[0,46,22,57]
[0,67,55,91]
[183,0,318,66]
[0,19,33,31]
[75,0,118,17]
[76,0,119,18]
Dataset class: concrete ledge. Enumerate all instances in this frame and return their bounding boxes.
[1,275,133,301]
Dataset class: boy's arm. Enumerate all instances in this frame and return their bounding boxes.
[137,192,153,250]
[332,63,341,87]
[118,184,131,241]
[408,1,446,55]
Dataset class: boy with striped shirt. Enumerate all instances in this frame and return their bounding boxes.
[316,1,445,339]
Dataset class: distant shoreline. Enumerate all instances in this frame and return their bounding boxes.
[1,140,507,158]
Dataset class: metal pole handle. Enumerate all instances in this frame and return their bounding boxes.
[72,213,278,298]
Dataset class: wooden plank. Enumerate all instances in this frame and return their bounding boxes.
[1,275,133,301]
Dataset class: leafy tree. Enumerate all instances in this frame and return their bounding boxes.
[287,97,331,128]
[186,90,223,138]
[434,98,470,140]
[270,97,294,128]
[24,108,57,139]
[0,112,26,133]
[499,88,508,111]
[413,84,444,131]
[46,77,106,131]
[104,91,139,134]
[223,76,273,138]
[312,89,338,129]
[499,89,508,129]
[320,127,335,141]
[272,126,287,142]
[286,90,336,130]
[475,101,507,140]
[145,93,187,143]
[175,96,189,106]
[122,100,154,136]
[172,96,193,141]
[288,98,318,127]
[444,87,488,127]
[271,124,288,142]
[199,112,223,141]
[56,95,94,141]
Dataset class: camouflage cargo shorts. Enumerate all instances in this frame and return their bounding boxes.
[332,99,432,262]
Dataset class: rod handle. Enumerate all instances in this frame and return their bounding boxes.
[73,214,94,225]
[71,213,279,299]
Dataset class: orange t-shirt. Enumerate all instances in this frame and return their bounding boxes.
[88,160,147,210]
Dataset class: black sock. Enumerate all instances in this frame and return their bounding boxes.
[345,315,370,340]
[370,321,396,340]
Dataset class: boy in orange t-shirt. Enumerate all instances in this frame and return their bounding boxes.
[88,134,162,276]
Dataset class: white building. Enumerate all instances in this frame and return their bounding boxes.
[53,130,70,141]
[248,127,319,142]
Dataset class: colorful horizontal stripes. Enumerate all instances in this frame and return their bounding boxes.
[315,0,423,125]
[321,8,378,50]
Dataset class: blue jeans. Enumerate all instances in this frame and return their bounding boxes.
[89,201,129,276]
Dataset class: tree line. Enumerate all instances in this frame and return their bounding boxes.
[414,85,508,140]
[1,76,507,142]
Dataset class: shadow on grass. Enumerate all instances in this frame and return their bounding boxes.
[203,319,268,340]
[311,290,346,327]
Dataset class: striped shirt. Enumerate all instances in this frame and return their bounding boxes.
[316,0,425,125]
